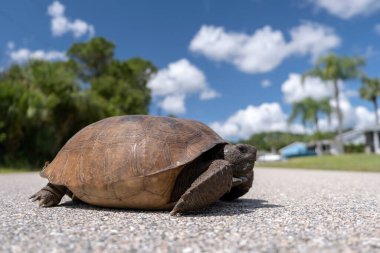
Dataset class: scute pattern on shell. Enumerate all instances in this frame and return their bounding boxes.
[40,115,226,208]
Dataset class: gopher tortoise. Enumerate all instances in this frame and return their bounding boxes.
[31,115,256,215]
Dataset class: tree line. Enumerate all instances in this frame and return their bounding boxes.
[0,37,156,167]
[241,131,335,153]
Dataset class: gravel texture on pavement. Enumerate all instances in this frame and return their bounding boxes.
[1,168,379,253]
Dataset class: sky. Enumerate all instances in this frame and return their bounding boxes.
[2,0,380,140]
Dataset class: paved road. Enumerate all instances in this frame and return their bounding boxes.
[1,168,379,253]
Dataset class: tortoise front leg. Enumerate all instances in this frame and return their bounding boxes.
[30,183,67,207]
[170,160,233,215]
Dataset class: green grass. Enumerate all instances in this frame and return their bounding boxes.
[0,167,38,173]
[257,154,380,172]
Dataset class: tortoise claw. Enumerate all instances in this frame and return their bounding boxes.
[29,194,40,202]
[39,199,55,207]
[30,184,66,208]
[170,199,185,216]
[221,171,254,201]
[232,176,248,187]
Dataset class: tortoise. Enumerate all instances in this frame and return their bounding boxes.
[30,115,256,215]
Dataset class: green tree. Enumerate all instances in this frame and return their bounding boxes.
[360,76,380,125]
[68,37,156,115]
[0,37,156,167]
[67,37,115,79]
[288,100,308,131]
[302,54,364,153]
[0,60,80,164]
[242,132,308,152]
[288,97,331,133]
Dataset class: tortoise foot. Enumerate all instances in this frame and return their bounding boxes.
[30,183,66,207]
[221,170,254,201]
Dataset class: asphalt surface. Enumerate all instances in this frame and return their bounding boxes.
[1,168,379,253]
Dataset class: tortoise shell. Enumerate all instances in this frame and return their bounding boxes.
[41,115,226,209]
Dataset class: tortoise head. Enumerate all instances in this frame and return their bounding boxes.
[224,144,256,176]
[221,143,256,200]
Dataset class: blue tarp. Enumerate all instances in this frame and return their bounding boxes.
[280,142,316,158]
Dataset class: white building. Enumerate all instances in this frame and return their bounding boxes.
[336,126,380,154]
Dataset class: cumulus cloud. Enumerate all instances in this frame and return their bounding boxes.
[210,91,378,140]
[189,22,340,74]
[327,95,378,131]
[313,0,380,19]
[8,48,66,63]
[281,73,377,132]
[287,22,341,61]
[147,59,219,114]
[260,79,272,88]
[353,106,378,129]
[281,73,333,103]
[200,89,220,100]
[47,1,95,38]
[159,95,186,115]
[209,103,305,140]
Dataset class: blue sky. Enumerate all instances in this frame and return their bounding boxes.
[2,0,380,140]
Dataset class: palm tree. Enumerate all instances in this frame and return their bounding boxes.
[318,98,333,129]
[302,54,364,153]
[288,100,308,133]
[360,76,380,125]
[288,97,332,133]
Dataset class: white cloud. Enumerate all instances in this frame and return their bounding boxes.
[292,89,379,132]
[200,88,220,100]
[328,94,378,130]
[345,89,358,98]
[47,1,95,38]
[8,48,66,63]
[313,0,380,19]
[281,74,378,131]
[260,79,272,88]
[160,95,186,115]
[287,22,341,61]
[354,106,377,129]
[148,59,207,96]
[281,73,333,103]
[48,0,64,16]
[189,22,340,74]
[147,59,219,114]
[209,103,304,140]
[210,87,378,140]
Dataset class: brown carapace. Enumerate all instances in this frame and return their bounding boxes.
[31,115,256,215]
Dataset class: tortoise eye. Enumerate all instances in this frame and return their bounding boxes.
[238,145,247,153]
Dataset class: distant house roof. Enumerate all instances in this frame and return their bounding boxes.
[364,125,380,132]
[339,129,365,143]
[337,125,380,138]
[336,125,380,145]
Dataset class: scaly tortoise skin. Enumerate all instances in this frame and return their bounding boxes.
[31,115,256,215]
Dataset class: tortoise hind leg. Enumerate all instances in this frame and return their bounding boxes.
[170,160,232,215]
[66,189,84,204]
[30,183,67,207]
